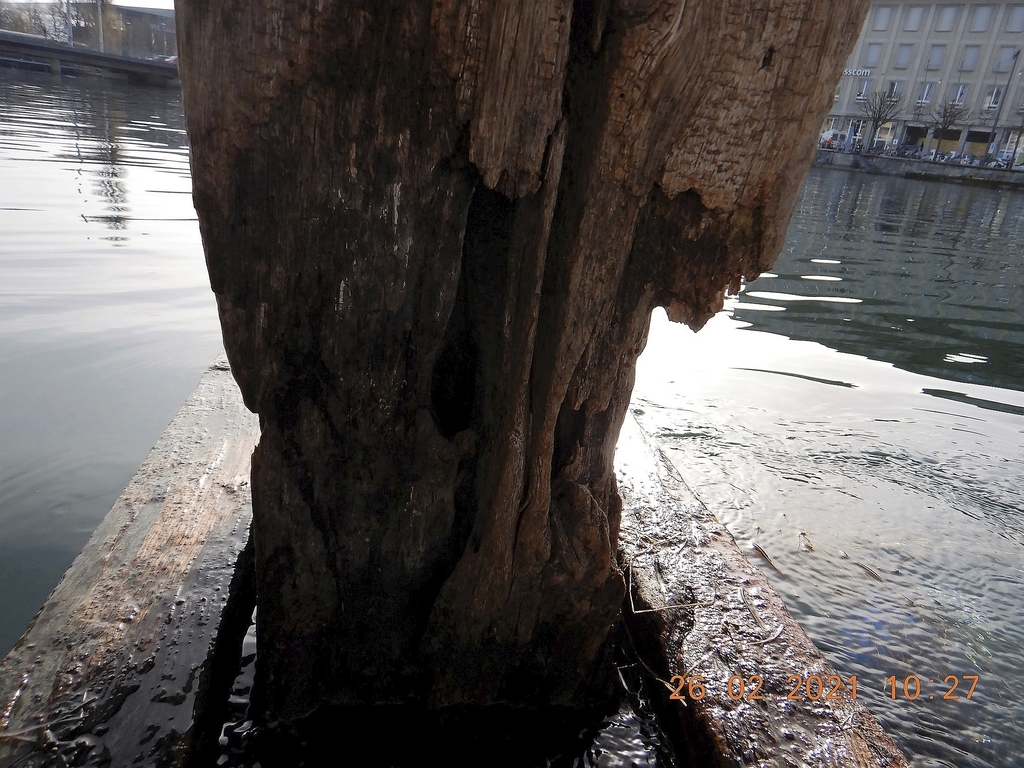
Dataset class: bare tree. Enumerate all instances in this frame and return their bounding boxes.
[26,3,47,36]
[1008,106,1024,168]
[44,1,72,44]
[929,100,969,161]
[859,90,905,151]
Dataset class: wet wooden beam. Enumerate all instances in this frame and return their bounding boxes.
[0,358,259,768]
[616,415,909,767]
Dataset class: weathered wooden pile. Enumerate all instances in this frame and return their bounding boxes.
[176,0,874,721]
[1,1,915,764]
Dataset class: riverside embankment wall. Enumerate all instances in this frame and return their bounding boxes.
[814,149,1024,190]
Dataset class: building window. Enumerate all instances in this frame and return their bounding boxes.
[994,46,1019,73]
[951,83,969,104]
[857,79,873,101]
[873,6,894,30]
[970,5,993,32]
[894,44,914,69]
[927,44,947,70]
[936,5,958,32]
[864,43,883,68]
[887,81,903,98]
[985,85,1003,109]
[904,6,926,31]
[917,81,935,105]
[959,45,980,71]
[1008,5,1024,32]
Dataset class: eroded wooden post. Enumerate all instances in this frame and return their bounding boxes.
[175,0,870,720]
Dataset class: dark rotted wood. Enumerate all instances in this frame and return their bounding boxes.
[175,0,871,719]
[0,359,259,768]
[616,415,910,767]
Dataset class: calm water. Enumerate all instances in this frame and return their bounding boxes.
[633,170,1024,766]
[0,69,222,655]
[2,71,1022,765]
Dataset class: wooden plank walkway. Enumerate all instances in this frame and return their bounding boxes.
[0,358,259,768]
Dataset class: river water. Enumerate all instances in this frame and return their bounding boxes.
[633,172,1024,766]
[1,70,1021,766]
[0,69,222,655]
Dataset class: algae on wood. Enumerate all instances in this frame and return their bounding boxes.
[175,0,870,720]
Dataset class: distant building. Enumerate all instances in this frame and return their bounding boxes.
[826,3,1024,161]
[0,1,176,60]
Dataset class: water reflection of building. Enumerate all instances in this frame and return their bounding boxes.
[825,3,1023,161]
[736,170,1024,392]
[0,67,191,232]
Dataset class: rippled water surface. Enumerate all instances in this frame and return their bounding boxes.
[2,69,1022,766]
[633,169,1024,766]
[0,69,222,654]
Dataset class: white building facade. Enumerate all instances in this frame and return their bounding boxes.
[826,2,1024,161]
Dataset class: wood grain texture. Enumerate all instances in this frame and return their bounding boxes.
[0,360,259,768]
[175,0,871,719]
